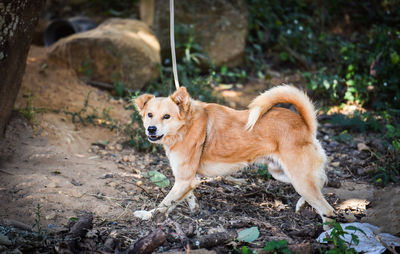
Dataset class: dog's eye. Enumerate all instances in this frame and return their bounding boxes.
[163,114,170,120]
[147,113,153,118]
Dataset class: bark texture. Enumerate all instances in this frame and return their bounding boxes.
[0,0,45,136]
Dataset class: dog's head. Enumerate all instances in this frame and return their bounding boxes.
[134,87,191,144]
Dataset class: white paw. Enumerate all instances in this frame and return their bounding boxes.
[186,194,199,212]
[133,209,155,220]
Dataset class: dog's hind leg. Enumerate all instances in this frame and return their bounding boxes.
[185,191,199,212]
[267,160,308,213]
[281,147,335,229]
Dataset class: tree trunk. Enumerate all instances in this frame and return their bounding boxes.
[0,0,45,136]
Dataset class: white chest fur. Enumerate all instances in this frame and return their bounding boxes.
[166,150,183,177]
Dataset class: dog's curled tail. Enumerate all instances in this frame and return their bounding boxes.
[245,85,317,135]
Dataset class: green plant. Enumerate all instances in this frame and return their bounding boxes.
[257,165,272,180]
[79,59,94,78]
[144,24,221,104]
[369,123,400,186]
[246,0,400,109]
[147,170,170,188]
[263,240,292,254]
[19,93,36,121]
[233,227,260,254]
[321,221,365,254]
[33,204,44,239]
[328,112,381,133]
[64,91,119,130]
[234,246,256,254]
[113,80,125,98]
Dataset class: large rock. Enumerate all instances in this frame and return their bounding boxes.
[152,0,248,67]
[47,18,161,90]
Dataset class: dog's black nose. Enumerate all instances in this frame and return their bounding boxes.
[147,126,157,134]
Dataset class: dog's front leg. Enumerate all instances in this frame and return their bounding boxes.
[133,178,197,220]
[156,178,198,215]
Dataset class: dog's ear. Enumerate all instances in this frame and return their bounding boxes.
[134,94,155,112]
[170,87,190,112]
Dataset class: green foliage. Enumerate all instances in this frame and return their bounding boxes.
[113,80,125,98]
[33,204,44,239]
[19,93,36,121]
[370,123,400,186]
[64,91,119,130]
[147,170,170,188]
[144,23,222,104]
[263,240,292,254]
[322,220,365,254]
[333,130,353,143]
[246,0,400,109]
[257,165,272,180]
[370,167,398,186]
[215,66,247,84]
[79,59,94,78]
[237,227,260,243]
[329,112,381,132]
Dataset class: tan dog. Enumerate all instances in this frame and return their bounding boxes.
[133,85,335,227]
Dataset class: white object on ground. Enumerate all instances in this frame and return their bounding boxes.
[133,209,155,220]
[317,222,400,254]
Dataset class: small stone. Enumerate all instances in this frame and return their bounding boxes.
[45,211,56,220]
[331,161,340,167]
[71,179,82,186]
[357,143,369,152]
[357,168,366,175]
[116,144,123,151]
[0,234,12,246]
[104,173,113,178]
[47,182,58,188]
[329,140,339,147]
[327,179,341,188]
[127,155,135,162]
[104,237,116,252]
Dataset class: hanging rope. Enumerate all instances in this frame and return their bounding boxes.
[170,0,180,90]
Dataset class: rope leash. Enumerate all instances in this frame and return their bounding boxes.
[170,0,180,90]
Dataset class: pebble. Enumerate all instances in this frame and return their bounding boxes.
[331,161,340,167]
[122,155,135,162]
[0,234,12,246]
[329,140,339,147]
[357,142,369,152]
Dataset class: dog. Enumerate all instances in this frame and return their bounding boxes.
[133,85,335,227]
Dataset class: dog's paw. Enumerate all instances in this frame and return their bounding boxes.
[133,209,155,220]
[186,194,199,212]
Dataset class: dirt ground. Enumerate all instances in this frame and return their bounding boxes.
[0,46,399,253]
